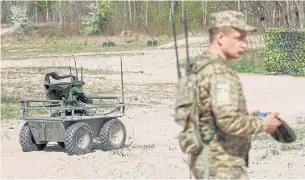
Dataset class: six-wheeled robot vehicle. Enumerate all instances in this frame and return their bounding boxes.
[19,57,127,155]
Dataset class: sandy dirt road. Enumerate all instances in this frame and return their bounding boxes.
[1,46,305,179]
[1,27,11,36]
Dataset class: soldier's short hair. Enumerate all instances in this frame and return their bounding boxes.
[208,26,234,42]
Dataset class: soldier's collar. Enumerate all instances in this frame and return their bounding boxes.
[203,51,229,65]
[189,51,228,73]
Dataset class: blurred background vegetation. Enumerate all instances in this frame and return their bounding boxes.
[2,1,304,37]
[1,1,304,75]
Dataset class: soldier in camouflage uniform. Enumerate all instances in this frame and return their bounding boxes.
[189,10,283,179]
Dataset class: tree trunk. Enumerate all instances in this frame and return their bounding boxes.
[58,2,61,24]
[202,0,208,26]
[69,1,73,24]
[242,1,248,21]
[52,5,55,21]
[46,1,49,21]
[57,1,63,31]
[276,1,285,27]
[272,8,276,27]
[289,1,296,27]
[35,1,38,23]
[146,1,148,26]
[133,1,136,27]
[123,1,126,29]
[295,0,305,28]
[285,0,291,28]
[1,1,10,23]
[64,1,67,24]
[128,0,132,25]
[181,0,184,17]
[237,0,241,11]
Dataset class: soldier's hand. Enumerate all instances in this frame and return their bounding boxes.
[248,110,259,116]
[265,112,282,134]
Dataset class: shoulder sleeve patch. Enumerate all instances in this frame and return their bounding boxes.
[215,81,231,106]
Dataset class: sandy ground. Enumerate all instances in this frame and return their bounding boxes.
[1,42,305,179]
[1,26,12,37]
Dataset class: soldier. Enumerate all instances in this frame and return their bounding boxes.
[189,10,283,179]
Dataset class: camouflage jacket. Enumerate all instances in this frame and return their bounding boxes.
[191,51,268,170]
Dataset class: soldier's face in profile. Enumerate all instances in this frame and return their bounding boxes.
[219,28,248,59]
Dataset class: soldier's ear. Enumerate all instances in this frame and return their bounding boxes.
[216,32,225,45]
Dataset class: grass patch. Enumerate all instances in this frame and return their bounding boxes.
[1,104,20,120]
[1,94,21,104]
[1,29,173,60]
[110,144,156,157]
[9,66,106,76]
[178,49,267,75]
[252,120,305,153]
[1,42,147,60]
[229,49,267,74]
[178,48,305,76]
[1,103,50,121]
[111,149,133,157]
[131,144,156,149]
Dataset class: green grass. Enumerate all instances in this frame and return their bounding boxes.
[179,49,305,77]
[1,103,50,121]
[229,50,267,74]
[1,104,20,121]
[3,66,111,76]
[252,118,305,154]
[179,49,267,74]
[1,30,173,60]
[1,42,148,60]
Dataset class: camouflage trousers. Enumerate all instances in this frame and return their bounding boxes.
[191,166,248,179]
[190,155,249,179]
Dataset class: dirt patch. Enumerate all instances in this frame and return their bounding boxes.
[1,47,305,179]
[1,27,11,36]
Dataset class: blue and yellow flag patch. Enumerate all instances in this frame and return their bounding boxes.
[215,81,231,106]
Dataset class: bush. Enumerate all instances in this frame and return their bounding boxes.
[10,4,31,35]
[81,3,112,36]
[264,28,305,76]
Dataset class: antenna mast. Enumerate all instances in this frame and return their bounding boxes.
[73,55,79,80]
[120,56,125,104]
[171,0,181,79]
[183,8,191,75]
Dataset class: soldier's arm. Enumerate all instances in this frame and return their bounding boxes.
[209,70,268,137]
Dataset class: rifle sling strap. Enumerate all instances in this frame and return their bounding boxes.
[192,59,219,180]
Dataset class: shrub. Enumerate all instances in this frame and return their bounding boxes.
[81,3,112,36]
[264,28,305,76]
[10,4,31,35]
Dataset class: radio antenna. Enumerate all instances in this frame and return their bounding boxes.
[183,7,191,75]
[73,55,78,80]
[171,0,181,79]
